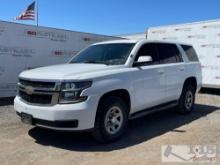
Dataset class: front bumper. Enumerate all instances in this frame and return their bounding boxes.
[16,111,79,129]
[14,95,99,131]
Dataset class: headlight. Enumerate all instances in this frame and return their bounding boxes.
[59,81,92,104]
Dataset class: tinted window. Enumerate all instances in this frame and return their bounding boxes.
[173,45,182,62]
[70,43,134,65]
[135,43,159,65]
[181,45,199,62]
[156,43,182,64]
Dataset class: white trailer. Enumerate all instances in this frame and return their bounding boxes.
[118,32,146,40]
[0,20,118,97]
[147,19,220,89]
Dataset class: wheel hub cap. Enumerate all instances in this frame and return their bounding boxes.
[105,106,123,135]
[185,91,193,110]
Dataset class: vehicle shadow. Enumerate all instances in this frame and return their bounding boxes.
[0,97,14,106]
[28,103,219,152]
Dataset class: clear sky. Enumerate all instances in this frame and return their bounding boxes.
[0,0,220,35]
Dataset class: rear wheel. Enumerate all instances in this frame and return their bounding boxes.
[92,96,128,143]
[178,84,196,114]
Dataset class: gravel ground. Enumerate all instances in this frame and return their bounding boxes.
[0,93,220,165]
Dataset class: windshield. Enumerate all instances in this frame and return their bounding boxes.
[70,43,135,65]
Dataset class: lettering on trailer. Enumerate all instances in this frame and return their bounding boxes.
[162,37,178,41]
[151,30,166,34]
[187,35,206,39]
[0,45,35,57]
[52,50,79,57]
[203,24,220,29]
[24,29,69,42]
[81,37,105,43]
[175,27,192,32]
[201,65,220,70]
[201,44,220,49]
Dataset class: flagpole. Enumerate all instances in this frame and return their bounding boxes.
[37,0,39,26]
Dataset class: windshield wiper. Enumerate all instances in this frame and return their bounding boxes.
[69,61,77,64]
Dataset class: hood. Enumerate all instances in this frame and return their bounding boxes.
[19,63,123,81]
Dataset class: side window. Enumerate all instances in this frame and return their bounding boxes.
[156,43,182,64]
[173,45,182,62]
[181,45,199,62]
[135,43,159,65]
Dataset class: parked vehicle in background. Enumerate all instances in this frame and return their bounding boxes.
[14,40,202,142]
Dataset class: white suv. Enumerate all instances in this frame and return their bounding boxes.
[14,40,202,142]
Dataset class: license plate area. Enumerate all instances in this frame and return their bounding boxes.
[21,113,33,125]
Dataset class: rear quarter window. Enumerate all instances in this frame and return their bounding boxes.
[156,43,182,64]
[181,45,199,62]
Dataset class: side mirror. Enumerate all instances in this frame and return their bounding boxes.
[137,56,152,63]
[133,55,153,67]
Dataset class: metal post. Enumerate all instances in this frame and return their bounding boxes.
[37,0,39,26]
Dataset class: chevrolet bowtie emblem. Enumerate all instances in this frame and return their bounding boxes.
[25,86,34,95]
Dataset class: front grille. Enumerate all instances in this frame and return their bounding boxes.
[19,90,52,105]
[19,79,55,89]
[18,79,58,105]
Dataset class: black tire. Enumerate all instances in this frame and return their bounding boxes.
[92,96,129,143]
[178,84,196,114]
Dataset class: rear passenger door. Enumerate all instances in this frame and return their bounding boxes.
[156,43,185,102]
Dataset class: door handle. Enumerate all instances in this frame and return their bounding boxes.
[158,70,164,75]
[179,67,185,71]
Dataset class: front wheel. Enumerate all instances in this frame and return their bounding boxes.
[178,84,196,114]
[92,96,129,143]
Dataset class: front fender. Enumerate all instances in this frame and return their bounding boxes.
[83,78,131,98]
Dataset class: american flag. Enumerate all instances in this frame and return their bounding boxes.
[15,1,35,20]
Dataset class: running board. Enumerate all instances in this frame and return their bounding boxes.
[129,101,178,120]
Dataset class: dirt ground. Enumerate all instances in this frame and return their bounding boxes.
[0,91,220,165]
